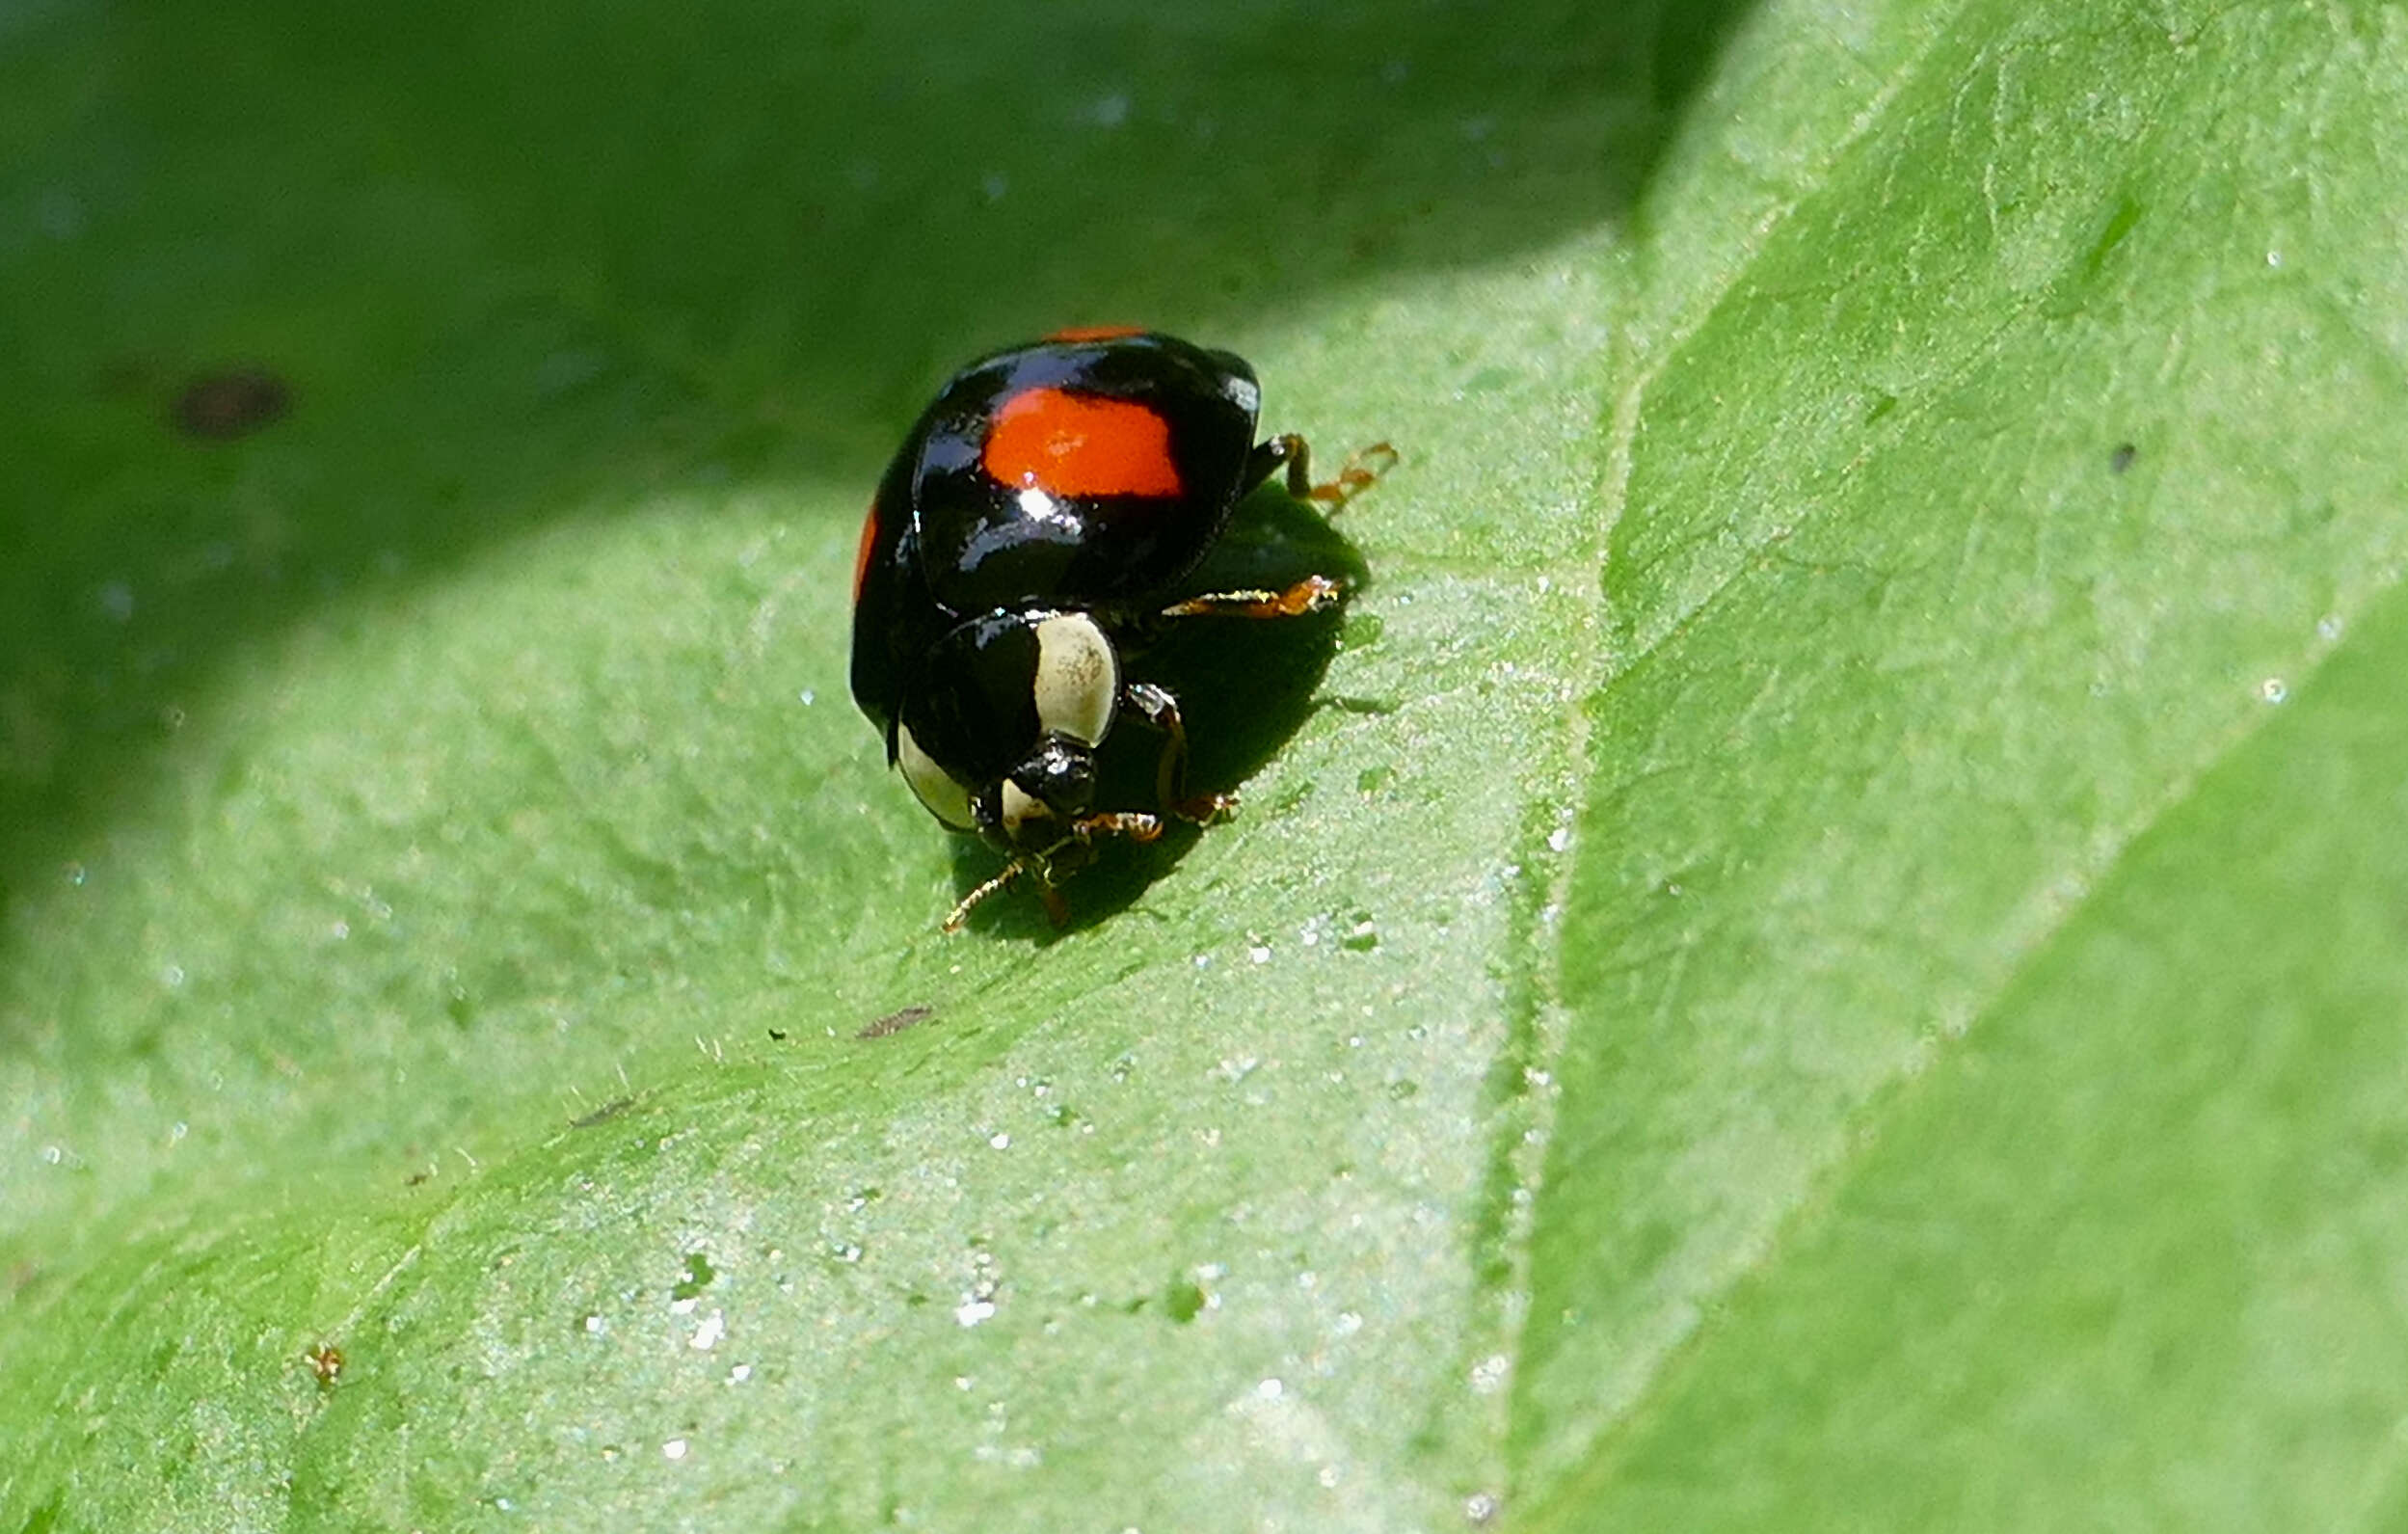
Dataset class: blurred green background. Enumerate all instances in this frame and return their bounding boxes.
[7,0,2408,1528]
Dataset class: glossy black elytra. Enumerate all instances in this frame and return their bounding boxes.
[848,327,1391,930]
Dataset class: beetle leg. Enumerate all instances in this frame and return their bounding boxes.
[1068,810,1165,843]
[1159,573,1345,622]
[1121,683,1238,823]
[1243,435,1398,507]
[1241,434,1305,498]
[1033,813,1162,929]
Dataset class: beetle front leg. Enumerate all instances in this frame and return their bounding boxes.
[1068,810,1165,843]
[1039,811,1166,928]
[1121,682,1236,824]
[945,811,1168,932]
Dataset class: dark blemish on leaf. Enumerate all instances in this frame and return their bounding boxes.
[2083,194,2144,279]
[670,1251,716,1302]
[766,1027,789,1042]
[858,1003,934,1040]
[571,1096,636,1129]
[305,1342,344,1388]
[2110,443,2137,474]
[1863,390,1898,425]
[1322,695,1399,716]
[172,366,290,441]
[1338,910,1380,952]
[1163,1278,1206,1324]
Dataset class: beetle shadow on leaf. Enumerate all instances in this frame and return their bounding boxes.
[948,487,1368,941]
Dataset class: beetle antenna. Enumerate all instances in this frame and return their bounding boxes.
[943,860,1029,932]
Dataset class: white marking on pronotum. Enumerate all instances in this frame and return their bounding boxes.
[1223,375,1261,415]
[897,723,977,828]
[1031,613,1118,744]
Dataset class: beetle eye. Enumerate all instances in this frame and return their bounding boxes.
[896,723,977,829]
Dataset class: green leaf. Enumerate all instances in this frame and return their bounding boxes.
[1516,1,2408,1523]
[4,1,2404,1529]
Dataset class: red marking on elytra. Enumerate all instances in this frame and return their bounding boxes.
[982,388,1183,499]
[853,499,881,602]
[1046,324,1147,343]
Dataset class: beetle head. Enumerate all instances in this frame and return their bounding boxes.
[894,608,1122,858]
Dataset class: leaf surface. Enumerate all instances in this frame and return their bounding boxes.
[2,2,2403,1529]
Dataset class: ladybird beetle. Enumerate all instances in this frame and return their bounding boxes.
[850,328,1390,930]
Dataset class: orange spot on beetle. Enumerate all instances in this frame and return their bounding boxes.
[982,388,1183,499]
[1046,324,1146,343]
[853,499,881,601]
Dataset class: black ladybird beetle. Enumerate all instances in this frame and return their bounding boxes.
[850,327,1391,930]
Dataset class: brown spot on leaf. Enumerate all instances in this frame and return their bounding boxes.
[173,366,290,441]
[305,1342,344,1387]
[570,1095,636,1129]
[858,1004,934,1040]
